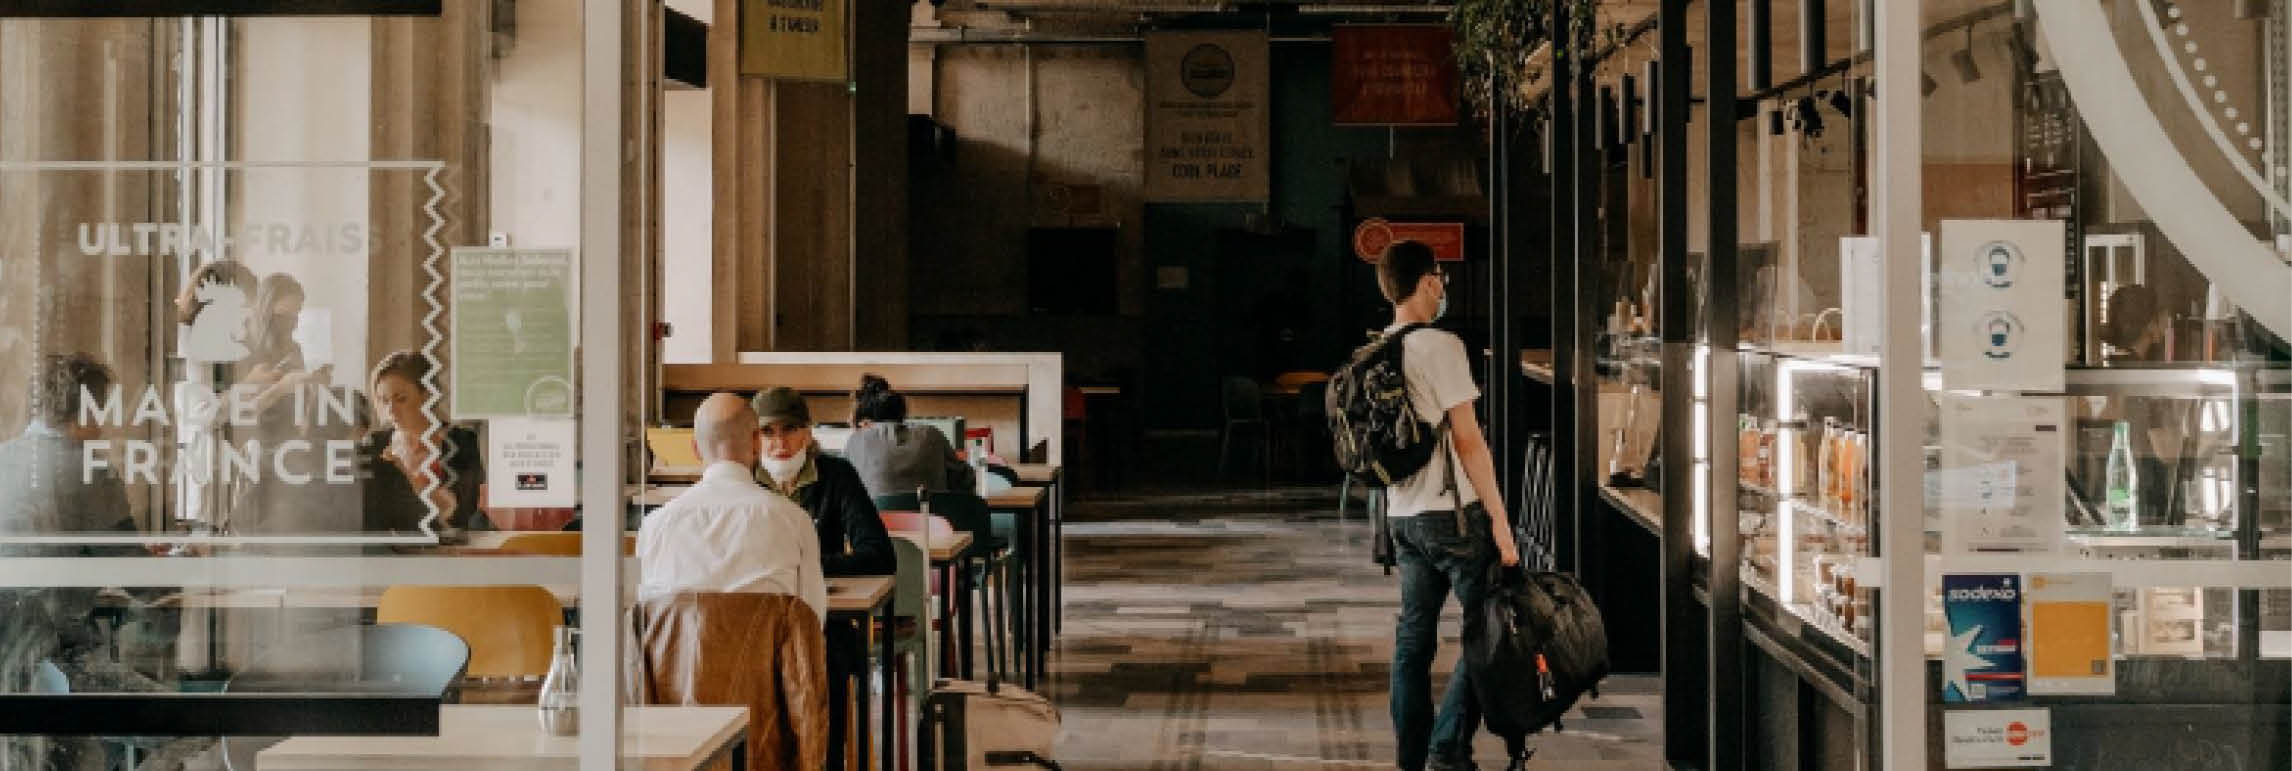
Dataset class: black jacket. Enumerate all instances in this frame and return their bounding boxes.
[797,454,895,577]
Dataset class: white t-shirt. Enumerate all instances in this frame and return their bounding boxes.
[1383,325,1482,517]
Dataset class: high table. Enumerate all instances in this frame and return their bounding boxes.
[823,575,893,771]
[256,704,748,770]
[1011,464,1064,638]
[985,484,1051,689]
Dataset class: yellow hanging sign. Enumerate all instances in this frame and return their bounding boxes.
[739,0,845,82]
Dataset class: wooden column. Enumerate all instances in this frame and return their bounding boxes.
[0,19,164,439]
[711,0,905,355]
[369,4,488,362]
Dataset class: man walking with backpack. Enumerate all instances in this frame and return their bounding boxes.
[1354,240,1520,771]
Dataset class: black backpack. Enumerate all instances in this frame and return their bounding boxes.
[1325,323,1439,485]
[1468,565,1611,748]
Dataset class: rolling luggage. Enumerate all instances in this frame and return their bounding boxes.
[918,677,1062,770]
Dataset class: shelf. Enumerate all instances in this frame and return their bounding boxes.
[1743,569,1872,659]
[1599,485,1662,536]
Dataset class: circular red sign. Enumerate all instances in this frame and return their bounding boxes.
[1354,218,1394,263]
[2005,722,2029,746]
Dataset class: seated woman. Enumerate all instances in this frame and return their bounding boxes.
[362,351,491,535]
[840,373,977,497]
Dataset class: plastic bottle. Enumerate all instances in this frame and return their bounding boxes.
[538,626,579,736]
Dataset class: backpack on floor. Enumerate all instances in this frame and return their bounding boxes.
[1468,565,1611,742]
[1325,323,1438,486]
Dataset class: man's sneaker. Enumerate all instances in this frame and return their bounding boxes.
[1425,757,1479,771]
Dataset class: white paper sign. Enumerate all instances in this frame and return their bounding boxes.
[1944,709,2053,768]
[2026,572,2116,696]
[1939,220,2066,392]
[1940,395,2068,555]
[1840,236,1882,355]
[487,417,577,508]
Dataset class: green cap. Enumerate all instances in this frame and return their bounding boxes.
[751,387,812,427]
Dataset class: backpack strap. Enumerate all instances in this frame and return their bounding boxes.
[1437,416,1471,533]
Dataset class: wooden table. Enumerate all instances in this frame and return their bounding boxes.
[984,484,1052,689]
[257,705,748,770]
[1010,464,1064,638]
[822,575,893,771]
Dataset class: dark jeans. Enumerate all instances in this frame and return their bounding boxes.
[1390,507,1495,771]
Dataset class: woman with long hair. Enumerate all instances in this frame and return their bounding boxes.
[362,351,490,536]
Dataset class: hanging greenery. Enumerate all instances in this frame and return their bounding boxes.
[1450,0,1600,119]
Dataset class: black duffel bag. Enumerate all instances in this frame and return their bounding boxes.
[1467,564,1611,752]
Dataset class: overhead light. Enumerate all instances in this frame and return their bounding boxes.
[1829,81,1853,116]
[1769,108,1785,136]
[1953,27,1981,83]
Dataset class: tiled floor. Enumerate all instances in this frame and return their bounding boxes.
[1041,485,1664,770]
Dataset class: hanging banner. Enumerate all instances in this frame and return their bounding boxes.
[1332,24,1460,126]
[450,247,577,420]
[1938,395,2067,555]
[1939,220,2066,392]
[1146,30,1270,202]
[739,0,845,82]
[1354,218,1466,262]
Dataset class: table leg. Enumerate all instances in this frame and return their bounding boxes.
[1053,475,1063,635]
[1033,496,1051,683]
[855,631,871,771]
[957,561,975,680]
[880,600,896,771]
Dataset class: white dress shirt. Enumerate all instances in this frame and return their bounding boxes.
[637,461,826,623]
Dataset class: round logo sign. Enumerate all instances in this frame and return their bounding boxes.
[1180,44,1236,98]
[1354,218,1395,263]
[2005,721,2030,746]
[1975,240,2021,289]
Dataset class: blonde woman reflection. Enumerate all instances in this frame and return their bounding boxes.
[362,352,490,537]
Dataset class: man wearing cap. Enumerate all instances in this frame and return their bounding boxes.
[750,386,893,762]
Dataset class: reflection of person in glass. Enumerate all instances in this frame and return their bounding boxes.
[173,259,260,530]
[0,354,209,770]
[362,351,489,535]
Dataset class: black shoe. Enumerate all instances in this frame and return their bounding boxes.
[1425,758,1480,771]
[1502,748,1535,771]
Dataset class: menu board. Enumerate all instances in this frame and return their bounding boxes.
[450,247,576,419]
[1939,395,2068,555]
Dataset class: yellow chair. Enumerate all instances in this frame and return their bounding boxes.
[495,532,636,556]
[376,585,563,679]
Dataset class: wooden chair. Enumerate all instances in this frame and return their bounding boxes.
[494,532,635,556]
[376,586,562,679]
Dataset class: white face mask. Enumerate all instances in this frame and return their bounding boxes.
[760,452,806,484]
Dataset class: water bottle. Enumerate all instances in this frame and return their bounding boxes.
[2105,421,2139,532]
[538,626,579,736]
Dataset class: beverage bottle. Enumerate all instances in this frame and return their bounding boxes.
[2106,420,2139,531]
[1816,419,1838,511]
[538,626,579,736]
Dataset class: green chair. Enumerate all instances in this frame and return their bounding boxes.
[880,536,932,768]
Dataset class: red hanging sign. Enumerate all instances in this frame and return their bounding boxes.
[1355,218,1467,262]
[1332,25,1461,126]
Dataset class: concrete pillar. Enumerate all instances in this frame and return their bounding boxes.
[710,0,906,356]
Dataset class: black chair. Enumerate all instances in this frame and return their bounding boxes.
[1289,380,1331,480]
[924,492,1018,683]
[220,623,470,771]
[1218,376,1271,482]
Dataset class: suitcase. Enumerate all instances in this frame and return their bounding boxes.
[917,678,1062,770]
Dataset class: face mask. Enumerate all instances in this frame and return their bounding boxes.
[1434,290,1449,322]
[760,452,806,484]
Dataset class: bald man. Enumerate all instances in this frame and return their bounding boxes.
[636,393,825,621]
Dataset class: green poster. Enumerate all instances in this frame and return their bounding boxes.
[450,247,575,418]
